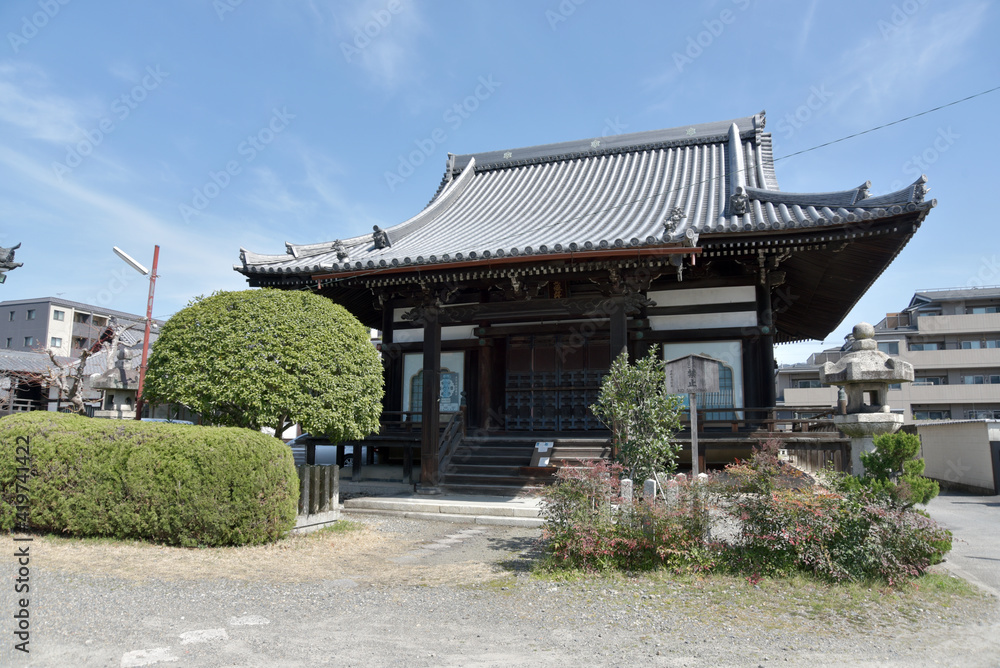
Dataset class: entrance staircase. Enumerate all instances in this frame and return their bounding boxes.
[440,435,611,496]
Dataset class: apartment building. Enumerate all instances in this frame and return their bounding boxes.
[0,297,154,356]
[777,287,1000,424]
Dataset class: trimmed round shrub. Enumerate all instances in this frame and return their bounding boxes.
[0,412,298,547]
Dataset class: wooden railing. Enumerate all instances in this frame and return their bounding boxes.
[438,409,466,477]
[678,406,840,435]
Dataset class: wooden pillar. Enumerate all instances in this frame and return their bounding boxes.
[756,281,777,409]
[420,311,441,487]
[610,299,628,363]
[477,343,493,430]
[381,302,396,412]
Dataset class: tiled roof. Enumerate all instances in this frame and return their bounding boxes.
[910,286,1000,306]
[0,349,72,374]
[236,112,936,278]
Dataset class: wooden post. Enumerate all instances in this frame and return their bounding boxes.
[299,465,310,516]
[477,343,493,429]
[690,392,700,477]
[421,310,442,487]
[757,280,777,409]
[310,466,321,515]
[610,300,628,362]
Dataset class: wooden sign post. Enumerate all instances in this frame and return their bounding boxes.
[664,354,720,476]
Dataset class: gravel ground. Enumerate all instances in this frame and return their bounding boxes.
[4,515,999,667]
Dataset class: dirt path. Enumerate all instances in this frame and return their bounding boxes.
[4,515,999,667]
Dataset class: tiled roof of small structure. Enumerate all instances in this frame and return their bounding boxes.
[236,112,936,278]
[0,349,72,374]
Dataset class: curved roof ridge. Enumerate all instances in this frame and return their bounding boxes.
[452,114,761,173]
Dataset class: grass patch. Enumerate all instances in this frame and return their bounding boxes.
[306,520,364,537]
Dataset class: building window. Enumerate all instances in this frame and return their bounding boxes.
[72,336,88,350]
[796,379,823,389]
[962,375,985,385]
[877,341,899,355]
[93,316,108,328]
[914,376,945,386]
[8,311,14,322]
[23,336,34,347]
[26,309,35,320]
[914,410,949,420]
[967,306,999,314]
[50,337,62,348]
[909,342,940,351]
[986,340,1000,349]
[965,410,1000,419]
[53,309,65,321]
[961,340,983,349]
[74,313,90,324]
[990,375,1000,384]
[4,337,10,348]
[888,383,902,390]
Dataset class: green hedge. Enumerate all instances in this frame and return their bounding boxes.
[0,412,298,546]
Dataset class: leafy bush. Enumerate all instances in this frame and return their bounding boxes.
[860,432,939,506]
[591,348,684,481]
[145,288,383,440]
[719,443,951,584]
[540,443,952,585]
[0,412,298,546]
[540,461,716,572]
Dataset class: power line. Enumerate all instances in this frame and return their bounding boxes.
[775,84,1000,162]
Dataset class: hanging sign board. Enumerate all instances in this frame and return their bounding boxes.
[439,372,461,412]
[664,354,720,394]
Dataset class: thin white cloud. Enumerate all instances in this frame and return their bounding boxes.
[796,0,820,56]
[0,62,90,143]
[827,1,988,117]
[332,0,426,91]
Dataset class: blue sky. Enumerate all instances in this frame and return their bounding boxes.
[0,0,997,364]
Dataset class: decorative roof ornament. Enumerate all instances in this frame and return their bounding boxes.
[0,243,22,272]
[857,180,871,201]
[590,139,601,149]
[662,207,687,240]
[503,151,512,159]
[372,225,391,249]
[332,240,349,261]
[915,181,929,204]
[730,186,748,215]
[686,127,696,136]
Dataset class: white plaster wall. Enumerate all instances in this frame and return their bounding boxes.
[918,421,996,492]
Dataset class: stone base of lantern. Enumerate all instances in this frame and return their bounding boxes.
[833,413,904,475]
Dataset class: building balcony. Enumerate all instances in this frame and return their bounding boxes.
[915,313,1000,335]
[781,386,838,407]
[891,382,1000,403]
[897,348,1000,369]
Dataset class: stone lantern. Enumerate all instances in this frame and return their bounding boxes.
[819,322,913,475]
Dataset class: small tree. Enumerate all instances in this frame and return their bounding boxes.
[859,431,939,506]
[591,347,683,482]
[144,289,383,440]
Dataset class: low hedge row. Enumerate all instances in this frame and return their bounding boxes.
[0,412,298,546]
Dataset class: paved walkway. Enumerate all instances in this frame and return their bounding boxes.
[926,490,1000,598]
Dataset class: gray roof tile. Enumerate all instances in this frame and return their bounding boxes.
[237,112,936,278]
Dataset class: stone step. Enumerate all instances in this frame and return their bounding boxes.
[342,493,543,527]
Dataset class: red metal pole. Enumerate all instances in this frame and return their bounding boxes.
[134,245,159,420]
